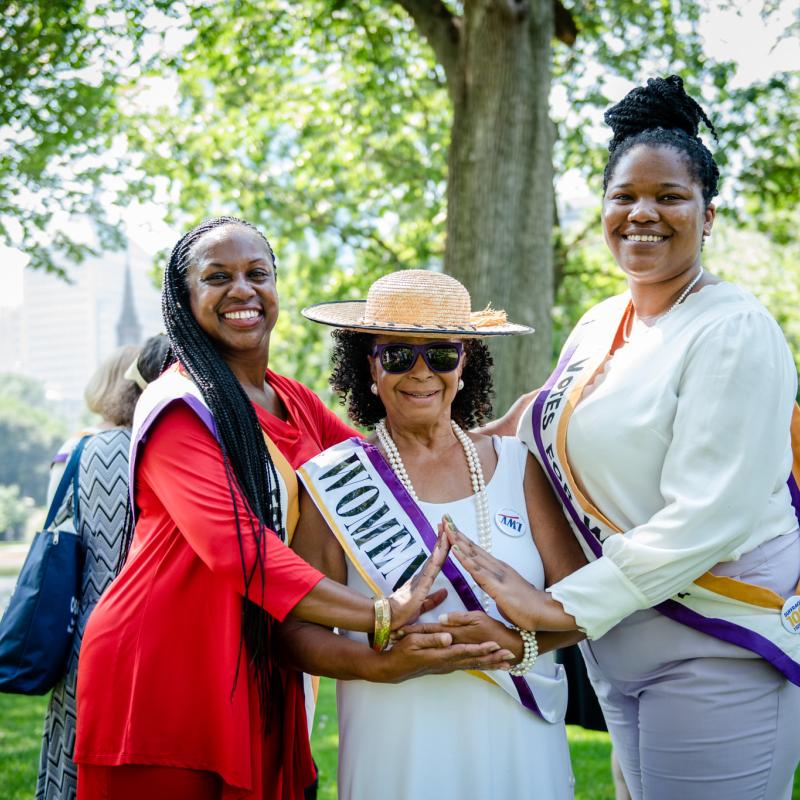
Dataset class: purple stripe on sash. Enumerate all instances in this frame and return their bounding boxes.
[530,348,603,558]
[788,473,800,529]
[359,440,482,613]
[509,674,541,715]
[52,453,68,464]
[358,439,544,718]
[656,599,800,687]
[129,395,219,518]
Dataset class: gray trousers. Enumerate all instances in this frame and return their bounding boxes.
[581,531,800,800]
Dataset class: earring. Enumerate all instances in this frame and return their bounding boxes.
[457,379,465,391]
[370,383,378,395]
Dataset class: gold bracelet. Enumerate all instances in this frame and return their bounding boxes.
[371,597,392,653]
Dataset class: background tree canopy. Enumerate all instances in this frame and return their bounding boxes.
[0,374,67,505]
[2,0,798,407]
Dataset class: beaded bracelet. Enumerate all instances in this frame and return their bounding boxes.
[509,626,538,676]
[371,597,392,653]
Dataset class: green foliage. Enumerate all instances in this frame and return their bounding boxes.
[0,376,67,504]
[0,0,176,274]
[3,0,798,390]
[551,3,799,242]
[0,693,49,799]
[129,0,452,397]
[730,72,800,245]
[0,374,52,410]
[553,220,626,361]
[310,677,339,800]
[131,0,448,279]
[0,485,32,540]
[707,225,800,378]
[127,1,797,381]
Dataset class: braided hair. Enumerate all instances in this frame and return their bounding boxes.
[603,75,720,206]
[161,216,284,725]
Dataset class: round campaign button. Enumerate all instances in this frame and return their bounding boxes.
[494,508,527,538]
[780,595,800,635]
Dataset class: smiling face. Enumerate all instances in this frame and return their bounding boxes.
[185,224,279,360]
[603,144,715,287]
[369,335,465,431]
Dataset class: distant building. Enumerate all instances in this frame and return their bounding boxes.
[116,259,144,346]
[0,230,163,426]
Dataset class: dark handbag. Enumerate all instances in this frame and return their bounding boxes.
[0,435,90,694]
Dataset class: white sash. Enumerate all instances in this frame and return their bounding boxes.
[129,364,297,540]
[298,438,568,722]
[521,297,800,686]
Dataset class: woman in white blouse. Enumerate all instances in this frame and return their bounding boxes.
[452,76,800,800]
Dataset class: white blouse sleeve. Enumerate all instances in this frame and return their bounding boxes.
[548,309,797,639]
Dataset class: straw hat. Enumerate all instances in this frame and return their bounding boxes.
[302,270,533,338]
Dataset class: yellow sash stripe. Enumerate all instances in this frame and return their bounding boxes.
[466,669,500,686]
[555,347,622,534]
[791,404,800,487]
[296,465,383,596]
[300,468,493,683]
[299,444,563,715]
[262,432,299,543]
[693,573,784,610]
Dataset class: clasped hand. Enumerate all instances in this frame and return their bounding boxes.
[378,528,518,680]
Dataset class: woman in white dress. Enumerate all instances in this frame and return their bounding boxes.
[281,270,586,800]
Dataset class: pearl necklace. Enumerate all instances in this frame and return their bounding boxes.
[623,266,704,343]
[375,418,493,609]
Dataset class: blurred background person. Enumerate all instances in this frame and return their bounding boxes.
[36,334,168,800]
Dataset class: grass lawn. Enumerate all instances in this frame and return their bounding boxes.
[3,681,798,799]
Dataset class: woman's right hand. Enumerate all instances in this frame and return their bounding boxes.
[386,527,450,630]
[371,632,516,684]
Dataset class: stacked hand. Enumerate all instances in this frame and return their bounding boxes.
[375,630,517,683]
[378,528,520,681]
[395,610,524,667]
[440,516,578,632]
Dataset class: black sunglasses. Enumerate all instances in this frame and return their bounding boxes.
[371,342,464,374]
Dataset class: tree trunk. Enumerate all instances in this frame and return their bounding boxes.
[445,0,554,416]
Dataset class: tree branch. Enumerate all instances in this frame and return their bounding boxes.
[394,0,460,84]
[552,0,577,45]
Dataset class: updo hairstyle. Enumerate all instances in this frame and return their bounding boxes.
[603,75,720,206]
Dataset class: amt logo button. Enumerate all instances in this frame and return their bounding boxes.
[494,508,527,538]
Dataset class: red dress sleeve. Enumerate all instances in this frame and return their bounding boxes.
[136,402,324,621]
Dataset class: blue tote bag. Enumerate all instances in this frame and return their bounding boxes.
[0,435,90,694]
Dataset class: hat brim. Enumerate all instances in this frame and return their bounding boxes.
[302,301,534,338]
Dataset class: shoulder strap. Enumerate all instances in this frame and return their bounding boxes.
[44,434,91,530]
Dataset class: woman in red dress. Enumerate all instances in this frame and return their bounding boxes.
[74,218,511,800]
